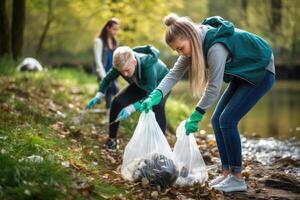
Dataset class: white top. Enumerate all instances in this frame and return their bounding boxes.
[94,38,107,79]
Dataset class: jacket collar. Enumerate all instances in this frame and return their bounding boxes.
[134,52,142,80]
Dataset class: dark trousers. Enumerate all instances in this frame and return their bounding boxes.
[104,81,118,109]
[109,84,169,138]
[211,71,275,173]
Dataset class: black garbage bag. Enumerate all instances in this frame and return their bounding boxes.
[132,153,179,189]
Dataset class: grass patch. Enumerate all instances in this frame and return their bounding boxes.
[13,99,54,126]
[53,91,69,106]
[0,59,127,199]
[93,182,126,199]
[0,129,72,200]
[0,154,72,200]
[0,56,18,75]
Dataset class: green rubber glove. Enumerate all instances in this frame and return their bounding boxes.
[140,89,163,113]
[185,109,204,135]
[132,101,142,112]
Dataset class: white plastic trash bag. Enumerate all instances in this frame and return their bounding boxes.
[17,57,43,72]
[121,111,178,188]
[173,121,208,186]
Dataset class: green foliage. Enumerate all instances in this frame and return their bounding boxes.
[166,97,190,132]
[50,68,97,86]
[206,0,300,64]
[0,0,298,69]
[24,0,181,63]
[0,56,18,75]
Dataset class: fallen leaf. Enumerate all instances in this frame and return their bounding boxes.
[142,178,149,188]
[151,191,159,199]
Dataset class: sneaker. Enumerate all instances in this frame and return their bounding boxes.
[212,175,247,192]
[103,138,119,150]
[208,175,228,187]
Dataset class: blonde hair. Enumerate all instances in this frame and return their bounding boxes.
[113,46,134,70]
[164,13,207,97]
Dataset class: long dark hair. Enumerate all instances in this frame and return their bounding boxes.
[98,18,119,50]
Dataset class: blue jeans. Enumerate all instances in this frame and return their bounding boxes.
[211,71,275,173]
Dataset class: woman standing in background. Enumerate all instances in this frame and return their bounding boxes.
[94,18,120,114]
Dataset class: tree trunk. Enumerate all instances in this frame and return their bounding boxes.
[11,0,26,60]
[271,0,282,33]
[36,0,53,56]
[0,0,11,57]
[290,24,298,67]
[241,0,248,11]
[241,0,248,24]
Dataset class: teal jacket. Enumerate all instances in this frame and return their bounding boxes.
[98,45,169,94]
[202,16,272,85]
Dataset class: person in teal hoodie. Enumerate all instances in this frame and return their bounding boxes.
[86,45,170,149]
[140,14,275,192]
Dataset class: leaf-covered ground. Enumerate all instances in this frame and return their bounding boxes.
[0,67,299,199]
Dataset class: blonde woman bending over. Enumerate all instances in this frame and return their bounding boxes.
[140,14,275,192]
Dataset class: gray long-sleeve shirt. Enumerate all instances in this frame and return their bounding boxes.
[157,25,275,112]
